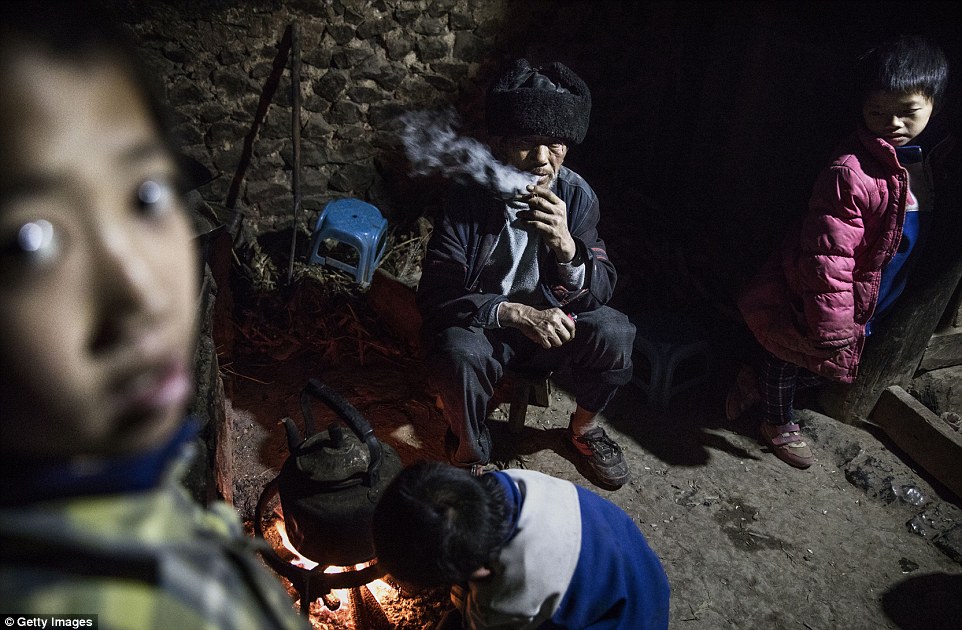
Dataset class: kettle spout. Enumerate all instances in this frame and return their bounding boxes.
[282,416,302,453]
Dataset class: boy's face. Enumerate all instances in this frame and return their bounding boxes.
[862,90,934,146]
[0,48,197,460]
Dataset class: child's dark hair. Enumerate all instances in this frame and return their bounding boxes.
[855,35,949,108]
[0,1,176,156]
[371,461,512,587]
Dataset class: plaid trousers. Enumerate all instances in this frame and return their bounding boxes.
[759,351,824,425]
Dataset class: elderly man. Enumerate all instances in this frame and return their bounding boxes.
[416,58,635,488]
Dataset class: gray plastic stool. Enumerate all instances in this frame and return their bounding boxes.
[630,309,712,410]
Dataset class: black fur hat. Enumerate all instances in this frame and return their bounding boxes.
[486,58,591,145]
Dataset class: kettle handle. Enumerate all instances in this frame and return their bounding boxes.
[299,379,383,486]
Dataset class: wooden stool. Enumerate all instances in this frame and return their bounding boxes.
[504,369,552,434]
[433,370,553,434]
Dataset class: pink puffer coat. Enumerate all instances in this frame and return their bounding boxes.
[738,126,909,383]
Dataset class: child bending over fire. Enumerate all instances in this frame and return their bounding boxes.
[371,460,670,629]
[0,3,307,628]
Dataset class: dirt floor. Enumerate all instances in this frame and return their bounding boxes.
[219,280,962,630]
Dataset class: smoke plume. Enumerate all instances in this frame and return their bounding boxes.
[398,108,537,199]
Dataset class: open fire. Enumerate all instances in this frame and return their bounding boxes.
[255,478,393,629]
[232,380,450,628]
[248,379,406,628]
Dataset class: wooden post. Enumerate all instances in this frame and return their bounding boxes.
[287,21,302,284]
[224,27,293,243]
[819,264,962,424]
[819,173,962,424]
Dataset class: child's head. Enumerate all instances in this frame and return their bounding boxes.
[371,461,512,589]
[855,36,949,146]
[0,2,197,462]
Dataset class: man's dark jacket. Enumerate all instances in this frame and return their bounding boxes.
[416,166,617,337]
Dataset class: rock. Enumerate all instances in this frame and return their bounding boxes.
[366,269,423,353]
[935,524,962,563]
[910,365,962,416]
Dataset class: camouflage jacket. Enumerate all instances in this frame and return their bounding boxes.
[0,456,309,630]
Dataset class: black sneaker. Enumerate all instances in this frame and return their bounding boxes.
[467,462,501,477]
[566,427,630,487]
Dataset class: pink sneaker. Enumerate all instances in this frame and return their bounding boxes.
[759,421,814,469]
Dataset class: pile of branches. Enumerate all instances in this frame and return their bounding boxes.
[225,219,431,367]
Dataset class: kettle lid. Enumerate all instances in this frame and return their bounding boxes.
[294,424,370,486]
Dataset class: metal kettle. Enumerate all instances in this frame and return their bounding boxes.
[275,379,402,567]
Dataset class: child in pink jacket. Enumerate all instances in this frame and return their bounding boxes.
[729,36,953,469]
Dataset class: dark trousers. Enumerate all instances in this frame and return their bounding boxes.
[425,305,635,466]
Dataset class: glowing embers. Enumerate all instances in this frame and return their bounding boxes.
[279,524,394,627]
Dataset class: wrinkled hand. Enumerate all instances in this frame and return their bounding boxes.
[499,303,575,348]
[517,184,576,262]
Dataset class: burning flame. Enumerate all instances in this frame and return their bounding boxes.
[272,519,396,611]
[274,517,318,570]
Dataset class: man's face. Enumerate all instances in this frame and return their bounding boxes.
[499,135,568,187]
[0,47,197,460]
[862,90,934,147]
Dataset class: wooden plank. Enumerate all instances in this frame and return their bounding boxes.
[505,371,552,434]
[944,277,962,328]
[870,386,962,501]
[529,375,552,408]
[918,329,962,372]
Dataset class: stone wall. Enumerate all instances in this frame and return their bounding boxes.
[117,0,572,237]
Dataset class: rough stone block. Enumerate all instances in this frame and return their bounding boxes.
[919,329,962,372]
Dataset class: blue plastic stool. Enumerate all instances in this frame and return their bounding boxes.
[630,309,712,411]
[307,198,388,287]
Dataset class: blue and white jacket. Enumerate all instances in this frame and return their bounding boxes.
[453,469,670,629]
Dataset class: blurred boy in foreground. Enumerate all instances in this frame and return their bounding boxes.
[0,3,307,628]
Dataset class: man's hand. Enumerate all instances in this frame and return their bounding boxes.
[517,184,576,263]
[498,303,575,348]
